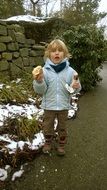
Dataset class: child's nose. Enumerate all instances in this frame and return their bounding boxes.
[55,50,59,54]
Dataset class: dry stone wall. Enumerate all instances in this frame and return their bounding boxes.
[0,21,45,79]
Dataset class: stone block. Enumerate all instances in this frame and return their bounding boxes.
[2,52,12,60]
[7,42,19,51]
[0,60,9,71]
[0,43,6,52]
[0,25,7,35]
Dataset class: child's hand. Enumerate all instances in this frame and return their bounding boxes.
[71,75,80,89]
[32,66,43,81]
[71,81,80,89]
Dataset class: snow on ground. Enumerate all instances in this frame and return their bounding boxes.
[0,102,77,181]
[0,102,45,181]
[0,77,78,182]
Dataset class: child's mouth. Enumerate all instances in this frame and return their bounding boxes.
[55,57,59,59]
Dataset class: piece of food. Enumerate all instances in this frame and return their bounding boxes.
[32,66,42,76]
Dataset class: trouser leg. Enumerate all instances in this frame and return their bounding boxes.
[56,110,68,155]
[42,110,68,154]
[57,110,68,139]
[42,110,56,153]
[43,110,55,136]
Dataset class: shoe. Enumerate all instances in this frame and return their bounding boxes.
[42,134,52,154]
[56,136,66,156]
[42,143,51,154]
[57,144,65,156]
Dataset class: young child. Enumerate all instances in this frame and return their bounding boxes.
[32,39,81,156]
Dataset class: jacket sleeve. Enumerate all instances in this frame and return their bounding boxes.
[33,79,47,95]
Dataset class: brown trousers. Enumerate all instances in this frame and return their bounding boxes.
[43,110,68,138]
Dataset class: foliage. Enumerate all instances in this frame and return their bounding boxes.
[0,73,35,104]
[60,0,107,26]
[103,39,107,60]
[0,74,43,170]
[62,25,106,91]
[0,0,25,19]
[0,116,41,169]
[2,116,39,141]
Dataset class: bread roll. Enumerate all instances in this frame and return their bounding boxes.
[32,66,42,76]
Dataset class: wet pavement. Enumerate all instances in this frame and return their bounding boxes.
[8,63,107,190]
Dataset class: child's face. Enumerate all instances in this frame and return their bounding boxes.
[49,48,65,64]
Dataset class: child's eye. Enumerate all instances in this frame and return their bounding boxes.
[51,49,56,52]
[51,48,56,52]
[58,49,63,52]
[51,49,63,52]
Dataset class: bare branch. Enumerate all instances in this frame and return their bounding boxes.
[30,0,40,4]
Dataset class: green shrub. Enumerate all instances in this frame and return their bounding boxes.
[63,25,106,91]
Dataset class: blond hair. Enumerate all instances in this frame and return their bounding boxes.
[44,39,71,60]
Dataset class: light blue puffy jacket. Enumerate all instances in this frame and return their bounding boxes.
[33,58,81,110]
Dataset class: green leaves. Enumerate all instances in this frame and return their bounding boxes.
[62,0,107,26]
[0,0,25,19]
[63,25,106,91]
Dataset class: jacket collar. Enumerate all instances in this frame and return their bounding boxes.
[44,58,69,71]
